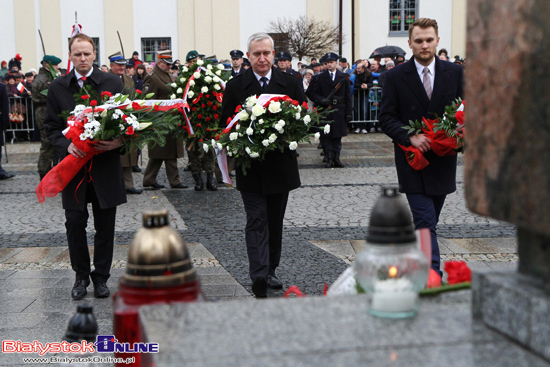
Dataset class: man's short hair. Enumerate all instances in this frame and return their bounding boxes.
[247,33,274,53]
[408,18,439,39]
[386,61,395,67]
[69,33,96,52]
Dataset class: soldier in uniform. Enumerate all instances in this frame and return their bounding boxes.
[276,51,300,77]
[185,50,217,192]
[230,50,245,77]
[142,49,187,189]
[108,51,142,194]
[307,52,352,168]
[33,55,62,180]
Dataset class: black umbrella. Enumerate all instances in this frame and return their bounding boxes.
[370,45,406,58]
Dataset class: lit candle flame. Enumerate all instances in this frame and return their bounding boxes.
[388,266,397,278]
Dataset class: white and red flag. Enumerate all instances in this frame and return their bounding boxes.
[66,19,82,72]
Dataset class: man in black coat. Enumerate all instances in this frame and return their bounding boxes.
[221,33,305,298]
[306,52,352,168]
[44,33,126,300]
[379,18,464,277]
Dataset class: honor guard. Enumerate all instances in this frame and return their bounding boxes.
[230,49,245,77]
[276,51,300,77]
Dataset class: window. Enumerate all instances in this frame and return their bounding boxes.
[389,0,417,35]
[268,33,290,55]
[141,38,172,63]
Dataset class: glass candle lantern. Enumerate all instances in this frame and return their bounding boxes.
[354,187,429,318]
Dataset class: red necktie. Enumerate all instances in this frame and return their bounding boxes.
[80,76,87,81]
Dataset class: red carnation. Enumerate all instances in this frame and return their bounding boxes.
[132,102,141,110]
[81,95,90,100]
[455,111,465,125]
[206,117,211,121]
[291,100,299,106]
[126,126,134,135]
[90,100,97,107]
[136,89,142,94]
[444,261,472,284]
[197,115,203,120]
[215,135,220,140]
[212,105,217,111]
[206,94,210,99]
[192,107,198,111]
[101,91,113,99]
[302,102,308,108]
[153,105,159,111]
[234,106,241,113]
[201,104,206,108]
[197,123,202,128]
[214,114,219,119]
[207,101,212,107]
[199,139,203,142]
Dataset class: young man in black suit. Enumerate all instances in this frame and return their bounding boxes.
[379,18,464,277]
[44,33,126,300]
[221,33,305,298]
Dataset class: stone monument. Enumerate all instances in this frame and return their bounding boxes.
[465,0,550,360]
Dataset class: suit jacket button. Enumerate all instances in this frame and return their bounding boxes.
[411,106,416,110]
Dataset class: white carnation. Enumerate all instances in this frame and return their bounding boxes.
[176,87,183,94]
[289,141,298,150]
[187,90,195,98]
[229,132,239,141]
[324,124,331,134]
[213,76,221,83]
[217,64,225,70]
[189,80,195,87]
[216,143,223,151]
[216,70,222,76]
[268,134,277,143]
[246,127,254,135]
[304,115,311,124]
[236,124,241,130]
[214,84,221,90]
[246,96,258,108]
[203,143,209,153]
[171,83,177,88]
[249,152,260,158]
[262,139,270,147]
[245,147,251,154]
[197,60,204,66]
[194,71,201,79]
[238,111,249,121]
[204,76,212,83]
[207,64,212,70]
[182,66,189,72]
[170,94,176,100]
[295,113,301,120]
[314,132,320,142]
[180,77,186,83]
[201,86,208,93]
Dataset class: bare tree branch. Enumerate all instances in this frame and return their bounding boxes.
[268,16,344,61]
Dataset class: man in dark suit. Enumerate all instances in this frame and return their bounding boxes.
[276,51,300,77]
[0,82,15,180]
[306,52,352,168]
[221,33,305,298]
[44,33,126,300]
[379,18,464,277]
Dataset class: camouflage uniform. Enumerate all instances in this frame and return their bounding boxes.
[32,67,56,178]
[189,142,216,174]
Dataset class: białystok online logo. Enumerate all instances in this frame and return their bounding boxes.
[2,336,159,355]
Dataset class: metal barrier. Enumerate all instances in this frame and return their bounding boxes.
[351,87,381,125]
[5,96,35,143]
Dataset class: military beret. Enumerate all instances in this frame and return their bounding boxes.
[276,52,292,61]
[186,50,199,62]
[108,51,126,65]
[42,55,62,65]
[324,52,339,62]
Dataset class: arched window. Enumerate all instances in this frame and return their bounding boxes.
[389,0,417,36]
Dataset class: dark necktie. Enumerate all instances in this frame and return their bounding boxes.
[260,76,268,92]
[330,72,334,81]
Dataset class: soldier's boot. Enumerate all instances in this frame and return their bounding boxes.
[322,148,327,162]
[333,151,345,168]
[206,172,218,191]
[325,151,333,168]
[193,173,204,191]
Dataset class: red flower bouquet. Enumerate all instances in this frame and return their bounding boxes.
[401,98,465,170]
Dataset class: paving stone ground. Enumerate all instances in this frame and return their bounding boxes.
[0,134,518,366]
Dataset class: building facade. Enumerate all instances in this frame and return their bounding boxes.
[0,0,466,71]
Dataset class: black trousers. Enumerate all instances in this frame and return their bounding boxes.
[240,191,289,281]
[323,136,342,153]
[65,185,117,283]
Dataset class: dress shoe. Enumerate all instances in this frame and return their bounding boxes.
[251,276,267,298]
[0,173,15,180]
[71,279,90,300]
[132,165,142,173]
[126,187,143,195]
[171,183,188,189]
[144,183,164,189]
[93,281,110,298]
[183,164,191,172]
[266,274,283,289]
